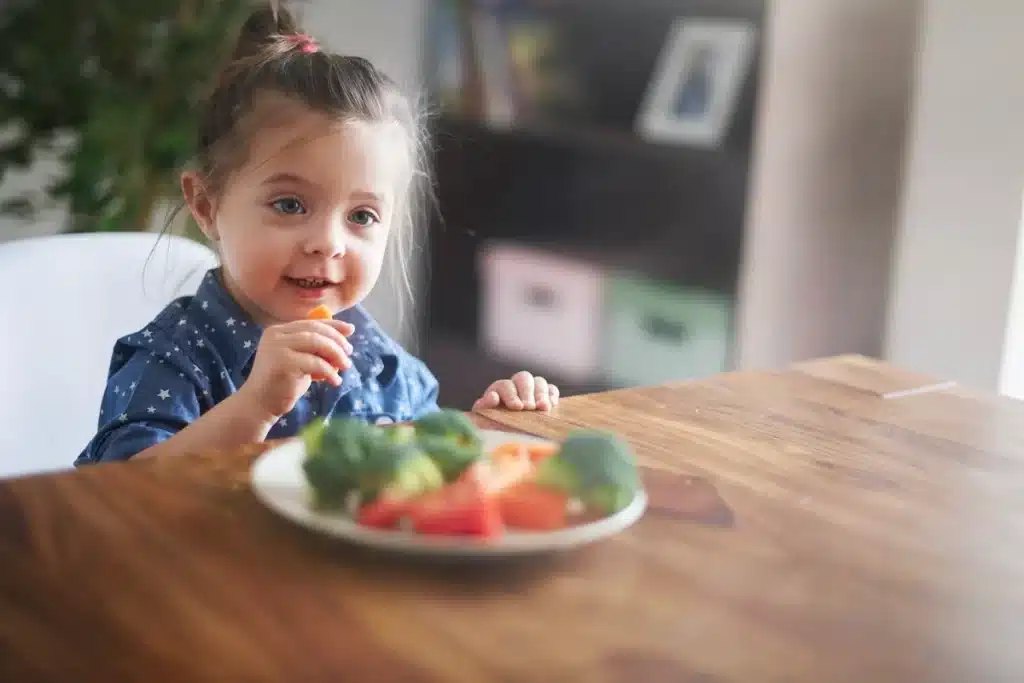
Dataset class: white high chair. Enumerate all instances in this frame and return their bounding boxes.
[0,232,217,479]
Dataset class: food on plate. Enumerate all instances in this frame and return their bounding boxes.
[416,434,484,482]
[534,430,641,514]
[298,413,642,540]
[412,409,482,450]
[301,418,444,511]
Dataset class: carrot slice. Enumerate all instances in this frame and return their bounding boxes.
[498,482,569,531]
[307,305,338,381]
[491,441,558,463]
[525,443,558,462]
[307,304,333,320]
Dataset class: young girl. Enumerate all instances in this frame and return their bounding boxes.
[75,6,558,466]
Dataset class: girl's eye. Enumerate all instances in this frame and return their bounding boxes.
[349,208,380,227]
[270,197,306,215]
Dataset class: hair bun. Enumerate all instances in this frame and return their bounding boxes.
[231,4,301,61]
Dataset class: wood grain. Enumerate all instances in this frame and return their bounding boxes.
[3,355,1024,682]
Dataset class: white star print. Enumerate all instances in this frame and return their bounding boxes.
[279,418,288,427]
[178,318,186,326]
[196,339,205,348]
[243,340,252,349]
[118,413,128,422]
[174,346,180,352]
[147,406,156,414]
[226,317,236,327]
[113,385,120,393]
[142,329,153,339]
[158,389,170,400]
[129,382,137,390]
[201,300,209,310]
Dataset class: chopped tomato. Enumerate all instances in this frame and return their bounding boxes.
[498,482,569,531]
[357,496,411,530]
[407,483,502,538]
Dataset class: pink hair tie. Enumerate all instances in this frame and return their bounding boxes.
[284,33,319,54]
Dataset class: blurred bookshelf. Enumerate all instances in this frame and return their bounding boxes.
[420,0,766,409]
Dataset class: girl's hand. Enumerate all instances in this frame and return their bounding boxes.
[472,371,560,412]
[239,319,355,423]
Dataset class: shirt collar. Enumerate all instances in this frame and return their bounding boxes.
[189,268,399,386]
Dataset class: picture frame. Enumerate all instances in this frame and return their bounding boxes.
[636,18,757,148]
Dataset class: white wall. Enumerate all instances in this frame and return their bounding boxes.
[0,0,428,348]
[736,0,922,369]
[884,0,1024,394]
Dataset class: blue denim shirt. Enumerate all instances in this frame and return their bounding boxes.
[76,268,440,465]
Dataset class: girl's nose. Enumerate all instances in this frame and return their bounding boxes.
[303,218,346,258]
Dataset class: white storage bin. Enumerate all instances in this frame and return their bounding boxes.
[479,242,604,382]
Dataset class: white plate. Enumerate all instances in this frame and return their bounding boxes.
[250,429,648,559]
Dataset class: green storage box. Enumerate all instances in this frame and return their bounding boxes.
[600,274,733,387]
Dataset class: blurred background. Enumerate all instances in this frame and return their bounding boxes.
[1,0,1022,416]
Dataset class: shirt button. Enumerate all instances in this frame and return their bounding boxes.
[375,416,394,425]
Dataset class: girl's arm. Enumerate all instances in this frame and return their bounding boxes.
[131,386,277,459]
[76,350,275,465]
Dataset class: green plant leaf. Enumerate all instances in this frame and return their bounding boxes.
[0,0,253,233]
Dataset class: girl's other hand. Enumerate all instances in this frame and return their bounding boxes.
[239,318,355,422]
[472,371,559,412]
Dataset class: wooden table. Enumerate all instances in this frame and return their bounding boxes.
[3,355,1024,682]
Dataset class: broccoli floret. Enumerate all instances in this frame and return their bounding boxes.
[534,430,641,514]
[416,433,484,482]
[413,409,481,449]
[300,417,444,510]
[383,423,417,444]
[356,438,445,503]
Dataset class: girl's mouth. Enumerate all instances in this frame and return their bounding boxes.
[285,276,336,289]
[284,276,339,300]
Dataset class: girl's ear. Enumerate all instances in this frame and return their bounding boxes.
[181,172,218,241]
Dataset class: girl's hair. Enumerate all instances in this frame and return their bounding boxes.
[187,3,431,329]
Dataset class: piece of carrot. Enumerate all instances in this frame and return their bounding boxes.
[491,441,558,464]
[525,442,558,462]
[307,304,333,320]
[307,305,338,381]
[498,482,569,531]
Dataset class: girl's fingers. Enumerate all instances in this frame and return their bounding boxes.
[286,329,351,372]
[298,320,354,354]
[492,380,523,410]
[287,349,343,386]
[533,376,550,410]
[512,371,535,409]
[472,391,500,412]
[321,319,356,337]
[549,383,560,406]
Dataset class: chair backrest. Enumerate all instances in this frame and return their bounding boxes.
[0,232,218,479]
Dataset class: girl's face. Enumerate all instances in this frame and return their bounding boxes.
[183,102,409,326]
